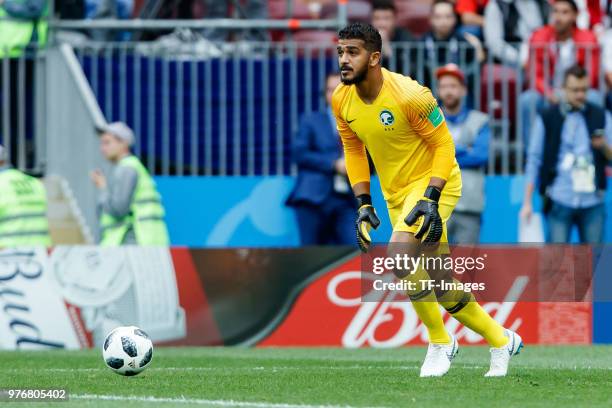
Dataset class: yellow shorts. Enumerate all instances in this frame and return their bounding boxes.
[387,166,462,244]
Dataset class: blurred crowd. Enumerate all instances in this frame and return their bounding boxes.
[1,0,612,247]
[2,0,612,113]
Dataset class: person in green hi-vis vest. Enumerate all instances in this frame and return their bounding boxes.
[0,144,51,247]
[0,0,48,58]
[91,122,170,246]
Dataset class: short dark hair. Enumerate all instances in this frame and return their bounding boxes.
[564,64,588,84]
[372,0,396,13]
[432,0,456,12]
[554,0,578,13]
[431,0,460,23]
[338,22,382,53]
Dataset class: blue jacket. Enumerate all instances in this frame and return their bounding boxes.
[287,111,345,206]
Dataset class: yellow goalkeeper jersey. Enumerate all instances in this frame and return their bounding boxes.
[332,68,459,207]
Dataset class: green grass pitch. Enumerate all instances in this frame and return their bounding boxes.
[1,346,611,408]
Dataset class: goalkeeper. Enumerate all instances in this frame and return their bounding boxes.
[332,22,522,377]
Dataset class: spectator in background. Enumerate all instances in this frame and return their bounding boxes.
[86,0,133,41]
[300,0,333,19]
[484,0,548,65]
[419,0,484,92]
[201,0,268,42]
[371,0,415,76]
[520,0,601,147]
[521,65,612,243]
[456,0,488,38]
[0,0,48,168]
[0,145,51,248]
[0,0,47,56]
[604,24,612,112]
[286,73,356,245]
[91,122,170,246]
[574,0,605,33]
[54,0,88,44]
[56,0,85,19]
[435,64,489,244]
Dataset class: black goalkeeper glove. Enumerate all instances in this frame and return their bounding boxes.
[355,194,380,252]
[404,186,443,243]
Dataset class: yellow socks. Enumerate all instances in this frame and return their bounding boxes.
[401,258,508,347]
[452,302,508,347]
[403,266,450,344]
[437,282,508,348]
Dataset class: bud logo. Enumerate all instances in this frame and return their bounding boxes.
[327,271,526,348]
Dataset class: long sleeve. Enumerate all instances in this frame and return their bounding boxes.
[605,112,612,156]
[456,123,490,168]
[332,92,371,186]
[484,2,519,64]
[2,0,47,19]
[525,115,545,186]
[292,115,336,174]
[584,37,600,89]
[99,165,138,217]
[603,31,612,75]
[406,87,456,181]
[527,28,558,97]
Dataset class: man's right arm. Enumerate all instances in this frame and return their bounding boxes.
[99,166,138,218]
[332,90,379,251]
[331,91,371,196]
[521,115,545,220]
[483,2,519,64]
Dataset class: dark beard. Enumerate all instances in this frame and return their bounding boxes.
[341,65,368,85]
[443,98,461,112]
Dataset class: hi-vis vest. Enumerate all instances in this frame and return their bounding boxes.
[0,4,48,58]
[100,156,170,246]
[0,168,51,247]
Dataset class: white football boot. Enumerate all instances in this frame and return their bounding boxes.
[485,329,523,377]
[420,333,459,377]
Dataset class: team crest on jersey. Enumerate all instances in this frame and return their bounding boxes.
[379,110,395,126]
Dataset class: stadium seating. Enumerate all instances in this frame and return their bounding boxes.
[395,0,432,37]
[321,0,372,22]
[268,0,314,19]
[289,29,337,47]
[480,63,518,122]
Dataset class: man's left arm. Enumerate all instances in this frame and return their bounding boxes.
[456,123,490,168]
[586,36,600,89]
[404,87,456,242]
[591,112,612,161]
[406,87,456,192]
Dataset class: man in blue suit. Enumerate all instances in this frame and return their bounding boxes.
[287,73,356,245]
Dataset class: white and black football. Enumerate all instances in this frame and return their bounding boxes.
[102,326,153,376]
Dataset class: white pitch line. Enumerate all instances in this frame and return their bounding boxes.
[3,364,611,373]
[0,365,425,373]
[71,393,383,408]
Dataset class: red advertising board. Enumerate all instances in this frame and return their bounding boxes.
[0,247,591,350]
[260,252,592,346]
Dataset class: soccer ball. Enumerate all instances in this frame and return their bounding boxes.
[102,326,153,376]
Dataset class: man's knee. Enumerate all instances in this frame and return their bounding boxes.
[388,231,423,278]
